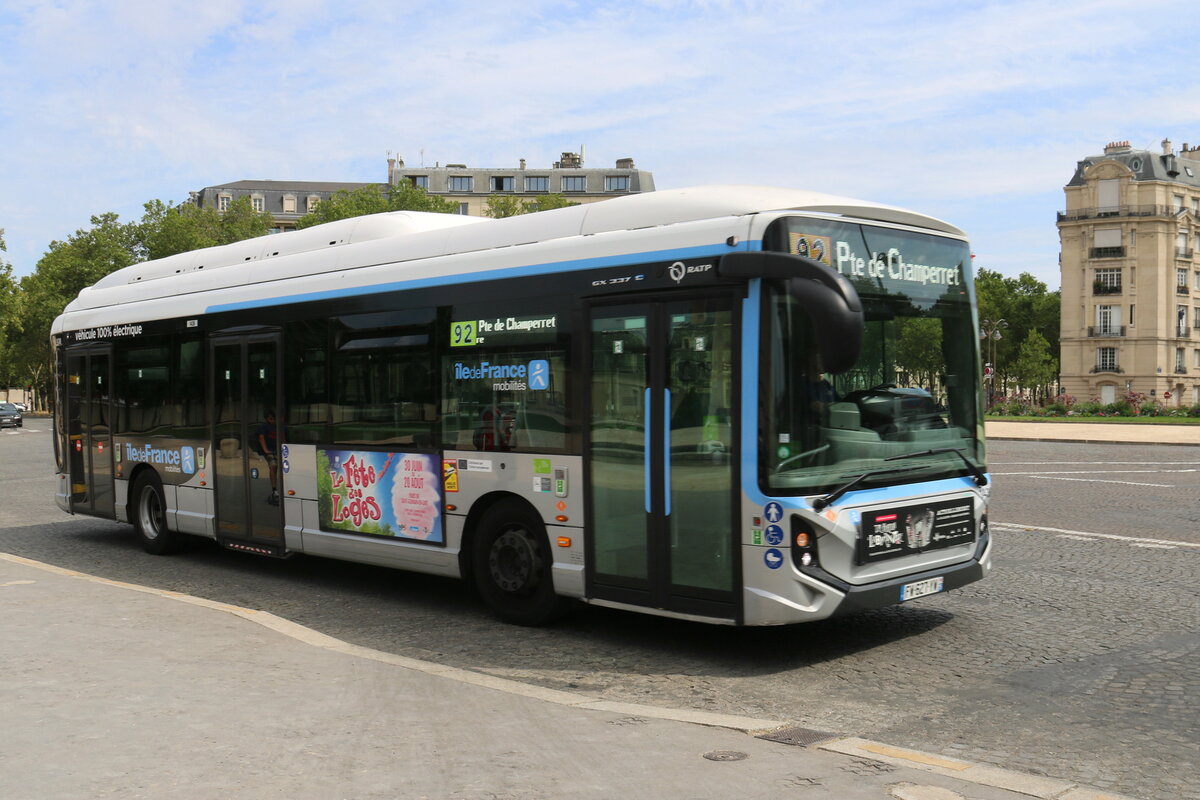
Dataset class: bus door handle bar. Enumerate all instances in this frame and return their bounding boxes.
[663,389,672,517]
[644,388,652,513]
[643,388,673,516]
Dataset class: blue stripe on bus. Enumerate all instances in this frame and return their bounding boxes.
[740,279,763,501]
[663,388,672,517]
[204,241,761,313]
[644,388,652,514]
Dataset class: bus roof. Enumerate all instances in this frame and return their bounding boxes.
[62,185,964,319]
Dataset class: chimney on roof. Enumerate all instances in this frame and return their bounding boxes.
[555,152,583,169]
[615,157,635,169]
[520,158,526,170]
[1104,141,1132,154]
[1162,138,1174,156]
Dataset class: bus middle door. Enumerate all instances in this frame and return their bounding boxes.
[586,294,738,620]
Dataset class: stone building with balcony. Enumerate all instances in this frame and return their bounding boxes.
[1058,139,1200,406]
[190,151,654,231]
[385,151,654,216]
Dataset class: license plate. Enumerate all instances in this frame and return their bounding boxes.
[900,576,944,601]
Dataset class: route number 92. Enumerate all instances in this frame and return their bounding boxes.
[451,321,477,347]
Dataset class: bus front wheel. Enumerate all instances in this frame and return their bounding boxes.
[132,471,184,555]
[472,500,571,626]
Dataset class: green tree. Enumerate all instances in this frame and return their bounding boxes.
[523,193,578,213]
[483,195,525,219]
[895,316,943,390]
[1010,329,1058,401]
[294,183,458,229]
[0,230,22,399]
[973,268,1060,396]
[484,193,579,218]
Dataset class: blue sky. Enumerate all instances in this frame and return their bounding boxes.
[1,0,1197,289]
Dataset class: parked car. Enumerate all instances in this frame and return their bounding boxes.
[12,402,27,412]
[0,402,22,428]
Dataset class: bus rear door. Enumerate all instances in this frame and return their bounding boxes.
[65,347,115,518]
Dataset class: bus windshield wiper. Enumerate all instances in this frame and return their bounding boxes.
[811,449,986,511]
[811,465,924,511]
[885,448,987,487]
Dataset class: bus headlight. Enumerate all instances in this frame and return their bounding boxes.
[791,517,819,570]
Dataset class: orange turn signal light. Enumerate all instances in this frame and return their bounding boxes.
[795,532,811,548]
[445,504,457,512]
[555,515,569,523]
[557,536,572,547]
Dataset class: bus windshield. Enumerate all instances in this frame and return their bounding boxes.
[763,217,983,496]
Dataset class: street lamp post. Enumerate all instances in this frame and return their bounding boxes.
[980,318,1007,406]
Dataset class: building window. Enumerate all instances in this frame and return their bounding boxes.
[1178,269,1189,293]
[282,195,297,213]
[490,176,514,192]
[251,195,265,213]
[1194,349,1200,368]
[407,175,429,189]
[448,176,473,192]
[1178,305,1189,336]
[1096,347,1117,371]
[1193,197,1199,215]
[1176,348,1186,372]
[456,203,470,215]
[1095,305,1120,335]
[217,194,232,212]
[307,195,320,212]
[1094,268,1121,294]
[605,175,630,192]
[561,176,586,192]
[524,176,549,192]
[1193,307,1200,329]
[1129,304,1135,326]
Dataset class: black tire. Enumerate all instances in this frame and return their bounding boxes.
[131,471,184,555]
[471,500,572,626]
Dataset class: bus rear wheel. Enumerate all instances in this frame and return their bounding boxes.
[132,471,184,555]
[472,500,571,626]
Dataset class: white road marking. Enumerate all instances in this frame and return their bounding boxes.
[996,475,1172,488]
[993,461,1200,466]
[993,469,1198,475]
[991,522,1200,550]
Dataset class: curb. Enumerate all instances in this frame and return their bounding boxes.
[989,435,1198,447]
[0,551,1140,800]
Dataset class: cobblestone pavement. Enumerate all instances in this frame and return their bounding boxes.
[5,429,1197,800]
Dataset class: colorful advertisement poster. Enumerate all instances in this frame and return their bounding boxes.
[317,449,443,543]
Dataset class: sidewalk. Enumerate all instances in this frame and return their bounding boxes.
[986,419,1200,445]
[0,553,1135,800]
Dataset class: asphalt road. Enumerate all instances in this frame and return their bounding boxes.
[3,423,1197,800]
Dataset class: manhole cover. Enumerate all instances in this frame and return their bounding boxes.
[756,726,838,747]
[702,750,749,762]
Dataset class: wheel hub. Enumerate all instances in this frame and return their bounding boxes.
[489,528,538,593]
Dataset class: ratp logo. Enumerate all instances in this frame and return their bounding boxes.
[668,261,713,284]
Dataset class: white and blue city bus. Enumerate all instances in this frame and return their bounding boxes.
[52,185,991,625]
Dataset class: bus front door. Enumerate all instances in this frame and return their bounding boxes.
[211,335,285,554]
[65,348,115,518]
[587,295,738,620]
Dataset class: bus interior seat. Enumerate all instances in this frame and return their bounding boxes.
[822,402,881,461]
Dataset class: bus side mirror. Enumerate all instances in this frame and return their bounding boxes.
[718,252,864,374]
